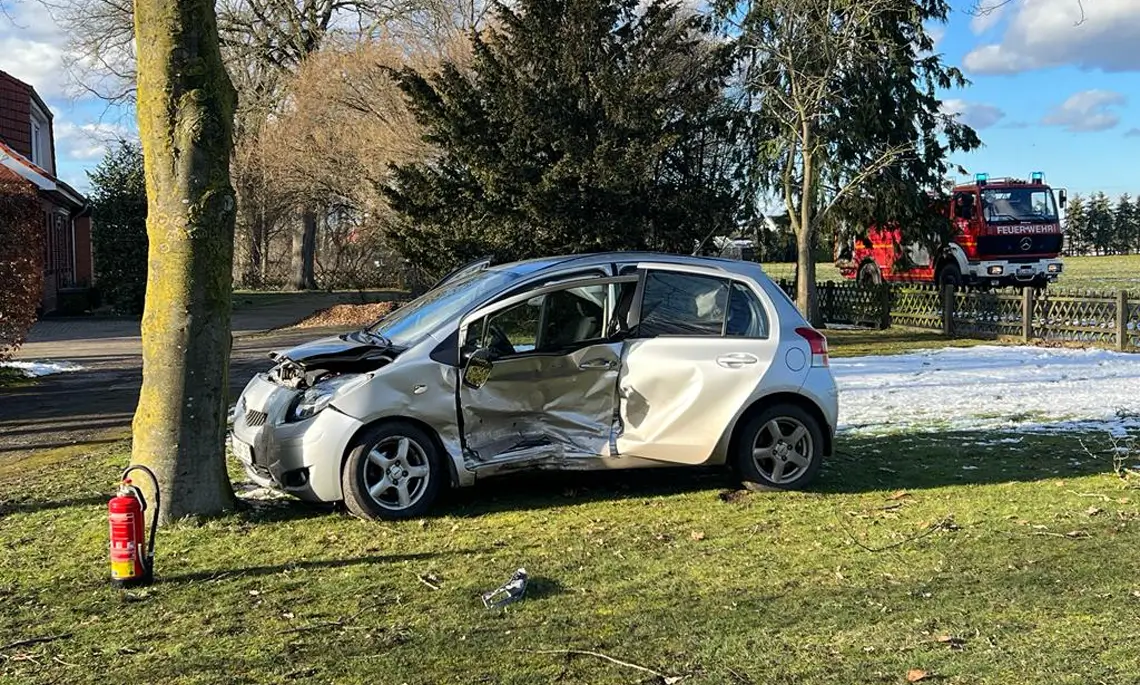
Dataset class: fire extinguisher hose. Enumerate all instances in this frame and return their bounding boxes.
[120,465,160,564]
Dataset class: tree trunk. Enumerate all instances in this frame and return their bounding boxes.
[240,191,263,288]
[131,0,238,521]
[795,225,818,325]
[796,126,820,326]
[291,207,318,290]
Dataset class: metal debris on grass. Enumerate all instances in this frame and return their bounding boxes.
[482,568,528,609]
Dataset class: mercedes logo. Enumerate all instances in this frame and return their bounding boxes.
[1019,237,1033,251]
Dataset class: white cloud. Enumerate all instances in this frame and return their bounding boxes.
[1125,128,1140,138]
[969,2,1007,34]
[53,121,133,161]
[942,99,1006,130]
[1041,89,1126,132]
[928,25,946,49]
[0,2,70,98]
[964,0,1140,74]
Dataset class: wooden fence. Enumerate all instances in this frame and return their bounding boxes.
[777,280,1140,352]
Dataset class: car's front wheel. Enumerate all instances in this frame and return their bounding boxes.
[735,404,824,491]
[342,422,443,520]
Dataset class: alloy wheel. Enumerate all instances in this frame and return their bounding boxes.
[363,436,432,511]
[751,417,814,485]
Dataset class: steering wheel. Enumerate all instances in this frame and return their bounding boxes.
[487,323,516,357]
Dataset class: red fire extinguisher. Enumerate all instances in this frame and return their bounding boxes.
[109,465,160,588]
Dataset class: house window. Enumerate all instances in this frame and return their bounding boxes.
[29,104,52,174]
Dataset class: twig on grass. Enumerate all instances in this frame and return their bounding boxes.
[277,601,386,635]
[836,512,956,553]
[520,648,685,684]
[0,634,71,652]
[417,573,441,591]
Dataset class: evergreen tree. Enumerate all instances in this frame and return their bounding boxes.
[1114,193,1136,255]
[1134,194,1140,253]
[88,141,148,314]
[385,0,744,275]
[1088,192,1114,255]
[1063,193,1086,256]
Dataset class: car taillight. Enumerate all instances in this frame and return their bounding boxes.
[795,327,829,367]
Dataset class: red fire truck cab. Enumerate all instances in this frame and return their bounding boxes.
[837,173,1066,288]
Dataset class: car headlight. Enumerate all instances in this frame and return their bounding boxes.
[288,374,368,422]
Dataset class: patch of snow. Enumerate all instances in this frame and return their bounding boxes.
[833,345,1140,435]
[1,360,85,377]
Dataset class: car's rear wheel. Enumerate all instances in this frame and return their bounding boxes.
[342,422,443,520]
[735,404,824,492]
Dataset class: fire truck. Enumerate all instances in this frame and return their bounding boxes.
[836,173,1066,288]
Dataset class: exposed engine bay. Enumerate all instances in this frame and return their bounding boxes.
[267,329,403,389]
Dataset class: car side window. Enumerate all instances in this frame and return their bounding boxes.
[467,283,610,358]
[637,272,729,337]
[538,285,607,351]
[725,282,769,338]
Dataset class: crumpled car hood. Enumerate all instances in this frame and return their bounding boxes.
[270,330,395,369]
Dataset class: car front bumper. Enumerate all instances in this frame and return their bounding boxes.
[230,374,364,503]
[965,259,1062,285]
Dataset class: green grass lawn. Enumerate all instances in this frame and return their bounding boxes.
[762,254,1140,292]
[2,422,1139,684]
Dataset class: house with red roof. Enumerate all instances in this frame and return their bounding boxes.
[0,69,93,314]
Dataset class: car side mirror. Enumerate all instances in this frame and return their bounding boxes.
[462,348,494,389]
[1058,189,1067,207]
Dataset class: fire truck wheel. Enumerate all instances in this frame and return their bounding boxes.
[735,404,824,492]
[936,263,962,287]
[858,262,882,286]
[342,421,444,521]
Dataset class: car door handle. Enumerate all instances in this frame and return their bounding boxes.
[578,358,616,370]
[716,353,759,369]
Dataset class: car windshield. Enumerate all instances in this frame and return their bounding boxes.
[981,187,1059,224]
[367,268,523,346]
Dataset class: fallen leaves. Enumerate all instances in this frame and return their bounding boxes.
[888,491,912,501]
[690,531,706,541]
[934,634,966,649]
[906,668,930,682]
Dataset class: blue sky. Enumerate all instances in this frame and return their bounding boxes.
[2,0,1139,200]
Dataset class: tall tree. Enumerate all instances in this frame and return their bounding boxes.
[1087,192,1114,255]
[1113,193,1135,255]
[1134,194,1140,253]
[721,0,979,322]
[1063,193,1086,256]
[132,0,238,520]
[88,141,148,314]
[385,0,744,274]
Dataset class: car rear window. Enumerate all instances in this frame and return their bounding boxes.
[638,272,729,337]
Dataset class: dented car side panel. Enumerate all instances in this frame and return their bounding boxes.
[460,342,621,463]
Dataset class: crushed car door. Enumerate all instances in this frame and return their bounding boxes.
[458,277,628,465]
[614,264,778,464]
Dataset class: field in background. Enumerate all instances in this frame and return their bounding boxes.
[762,254,1140,291]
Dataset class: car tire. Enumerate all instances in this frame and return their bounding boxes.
[735,404,825,492]
[342,421,444,521]
[858,261,882,287]
[937,262,962,288]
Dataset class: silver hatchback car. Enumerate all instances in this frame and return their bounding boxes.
[231,253,839,520]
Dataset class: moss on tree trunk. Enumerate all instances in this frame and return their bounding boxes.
[131,0,238,521]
